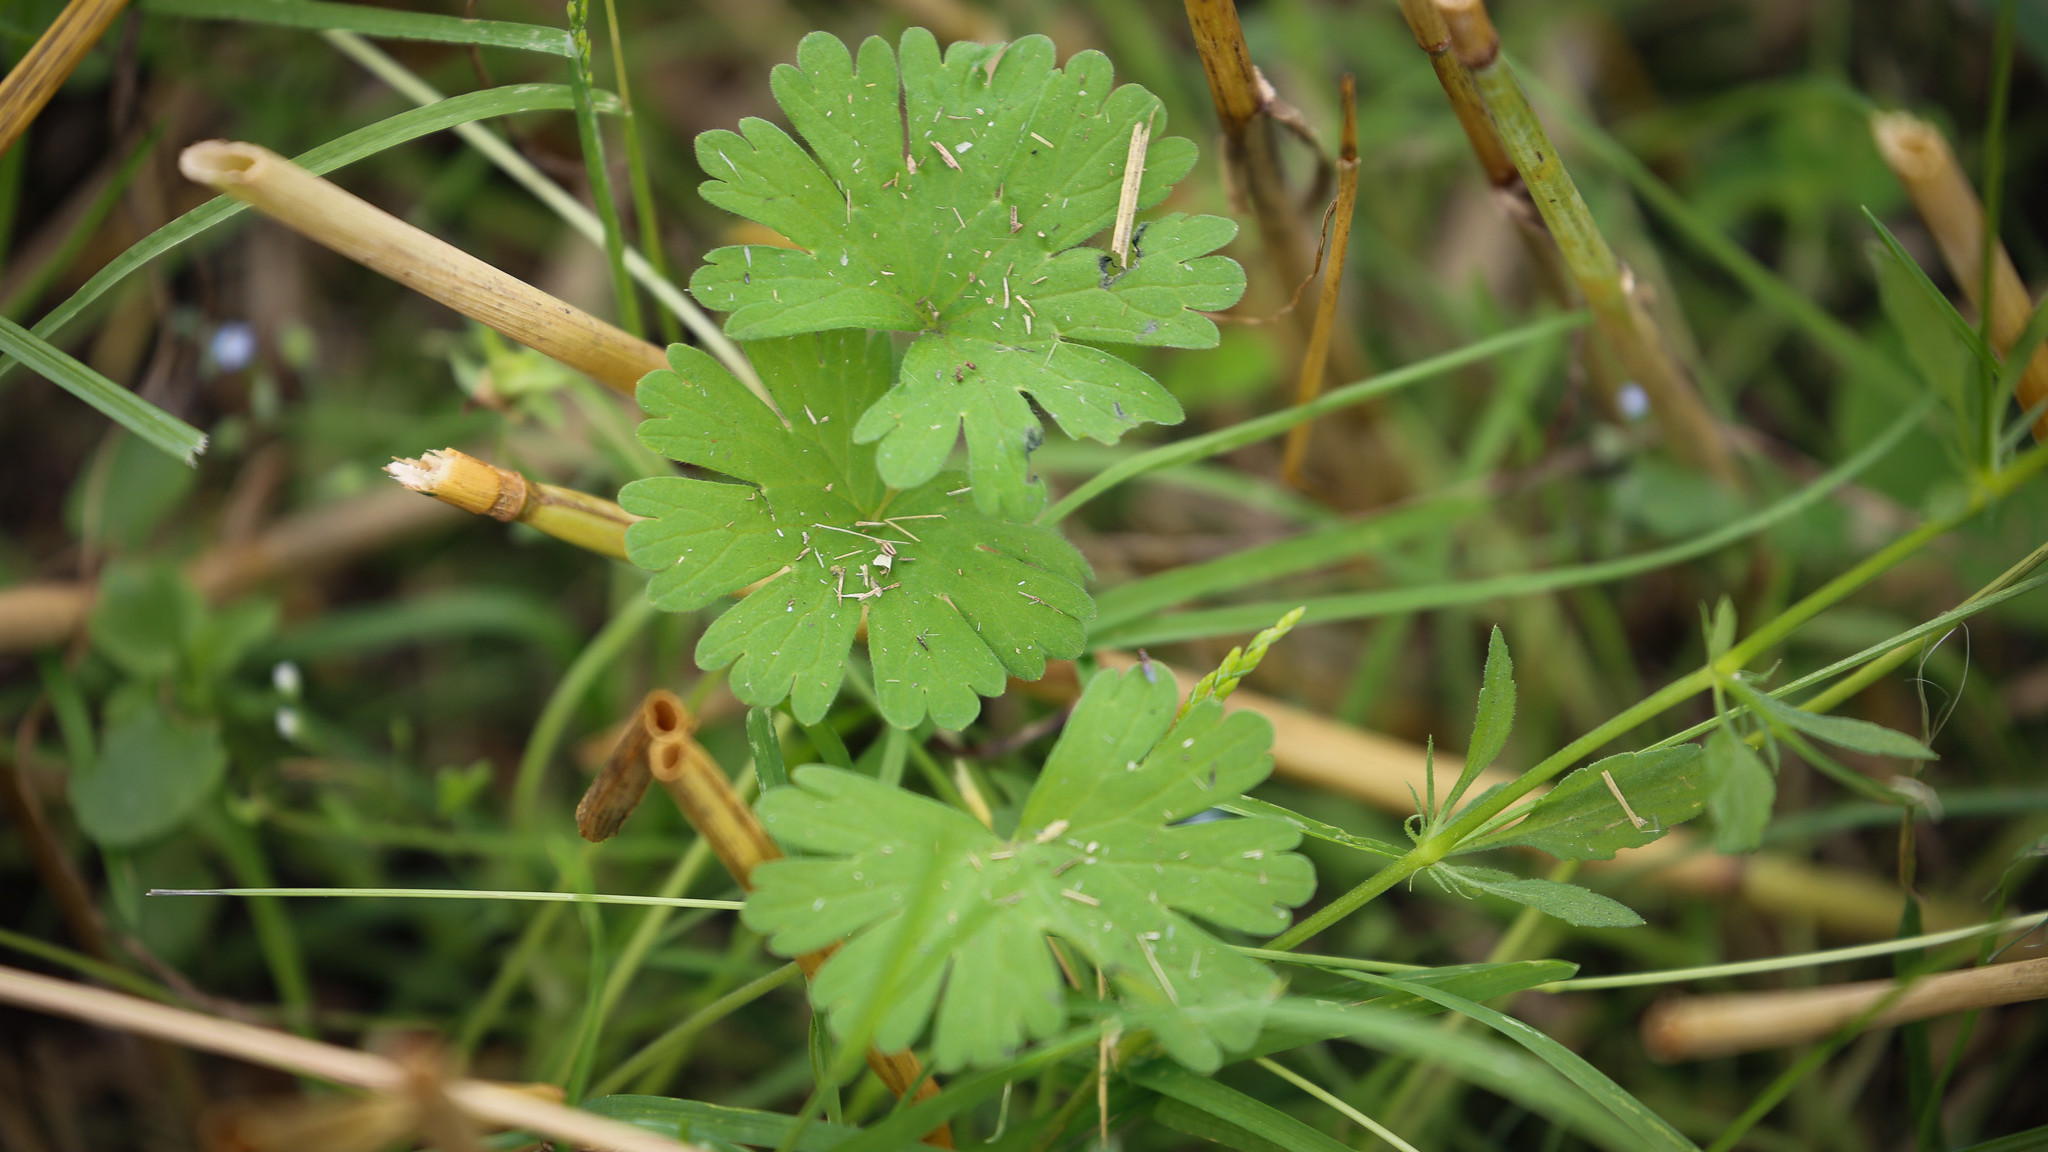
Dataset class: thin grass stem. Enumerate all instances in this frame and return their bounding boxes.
[566,0,643,337]
[1269,435,2048,951]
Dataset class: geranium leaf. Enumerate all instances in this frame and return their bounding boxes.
[743,666,1317,1072]
[689,29,1244,519]
[622,331,1091,729]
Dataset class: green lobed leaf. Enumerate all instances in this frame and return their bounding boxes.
[688,29,1243,519]
[0,314,207,465]
[1704,728,1775,854]
[743,666,1315,1072]
[1742,687,1937,761]
[1457,745,1709,860]
[622,331,1092,729]
[70,685,227,848]
[1432,864,1645,928]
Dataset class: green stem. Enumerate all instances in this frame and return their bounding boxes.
[564,0,642,336]
[202,806,313,1034]
[1269,440,2048,952]
[1042,312,1586,524]
[599,0,679,346]
[592,962,804,1097]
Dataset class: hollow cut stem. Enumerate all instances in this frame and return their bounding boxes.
[384,447,637,561]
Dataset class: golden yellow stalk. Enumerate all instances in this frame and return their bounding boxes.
[1872,111,2048,439]
[385,448,637,561]
[1643,956,2048,1061]
[0,0,129,158]
[0,963,703,1152]
[177,140,667,397]
[1280,76,1360,489]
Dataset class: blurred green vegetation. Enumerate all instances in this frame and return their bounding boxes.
[3,1,2047,1150]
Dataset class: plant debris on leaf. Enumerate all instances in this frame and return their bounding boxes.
[743,665,1316,1072]
[689,28,1245,519]
[621,332,1092,729]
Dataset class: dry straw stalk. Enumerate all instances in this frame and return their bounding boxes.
[177,140,667,397]
[1872,111,2048,439]
[0,963,704,1152]
[0,0,130,157]
[0,486,458,654]
[1643,954,2048,1061]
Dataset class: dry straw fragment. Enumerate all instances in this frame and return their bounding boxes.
[178,140,667,397]
[0,963,702,1152]
[1643,955,2048,1060]
[1872,111,2048,439]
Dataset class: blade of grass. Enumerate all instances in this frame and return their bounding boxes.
[0,122,159,320]
[0,313,206,463]
[599,0,678,344]
[138,0,573,55]
[1043,311,1586,524]
[1343,971,1697,1151]
[1129,1062,1360,1152]
[1091,490,1487,633]
[1260,1000,1641,1151]
[0,84,588,389]
[585,1090,857,1152]
[565,0,641,335]
[1547,912,2048,992]
[513,591,657,830]
[1255,1057,1422,1152]
[1092,395,1931,648]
